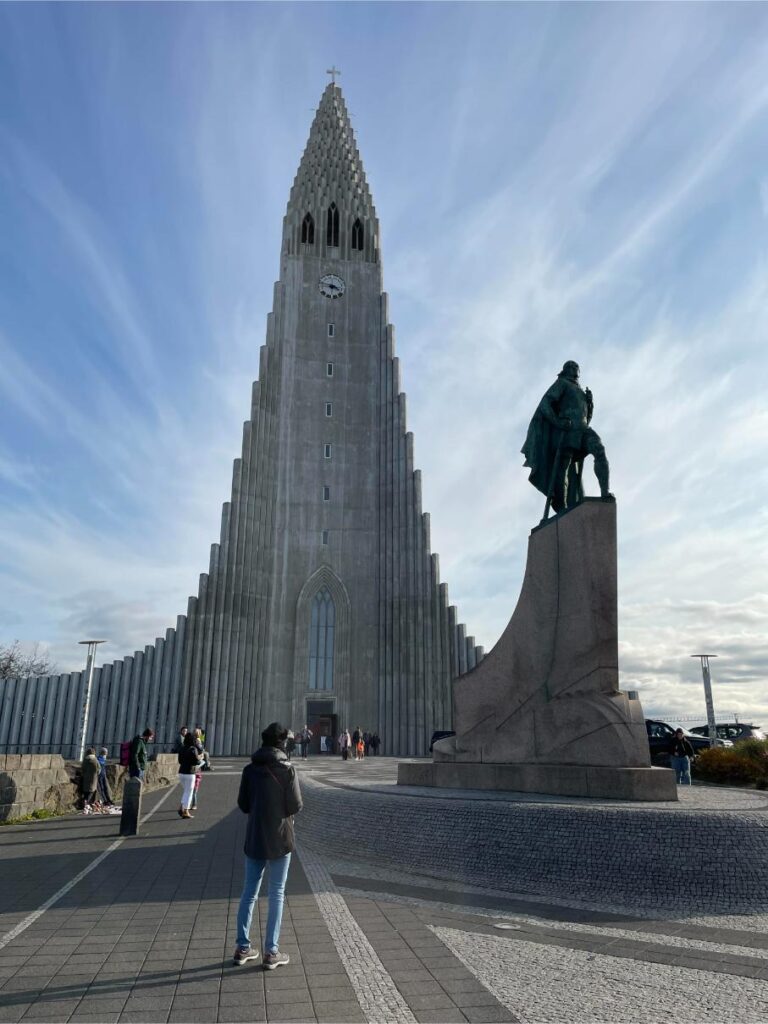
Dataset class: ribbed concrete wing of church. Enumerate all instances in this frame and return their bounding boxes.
[0,83,483,758]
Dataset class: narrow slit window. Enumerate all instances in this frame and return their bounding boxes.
[322,530,329,545]
[327,323,335,338]
[301,213,314,244]
[323,486,330,501]
[324,443,332,459]
[326,362,334,377]
[326,203,339,247]
[325,402,332,417]
[351,218,364,251]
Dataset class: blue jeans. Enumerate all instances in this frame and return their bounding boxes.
[671,755,691,785]
[236,853,291,953]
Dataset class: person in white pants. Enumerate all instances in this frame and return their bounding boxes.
[178,733,201,819]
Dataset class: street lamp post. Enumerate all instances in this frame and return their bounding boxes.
[76,639,107,761]
[690,654,718,748]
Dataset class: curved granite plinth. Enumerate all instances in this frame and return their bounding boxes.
[400,499,676,800]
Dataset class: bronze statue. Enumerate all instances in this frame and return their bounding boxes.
[522,361,614,519]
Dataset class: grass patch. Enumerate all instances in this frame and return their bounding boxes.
[0,807,67,826]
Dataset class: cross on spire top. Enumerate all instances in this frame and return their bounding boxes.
[326,66,341,85]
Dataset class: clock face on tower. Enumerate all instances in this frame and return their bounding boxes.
[319,274,346,299]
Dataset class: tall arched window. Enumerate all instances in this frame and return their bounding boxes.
[301,213,314,245]
[326,203,339,247]
[351,218,364,251]
[308,586,335,690]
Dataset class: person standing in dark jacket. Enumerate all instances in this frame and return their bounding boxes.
[234,722,303,969]
[669,729,695,785]
[129,728,154,780]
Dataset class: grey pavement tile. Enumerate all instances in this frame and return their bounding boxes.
[265,1007,315,1023]
[438,979,493,996]
[415,954,464,969]
[77,997,129,1013]
[300,965,346,979]
[415,1010,468,1024]
[312,1003,364,1022]
[452,992,501,1009]
[304,974,349,991]
[404,993,459,1011]
[216,1008,267,1023]
[118,1013,171,1024]
[69,1016,121,1024]
[0,1008,25,1023]
[396,980,445,997]
[219,990,266,1007]
[461,1006,518,1024]
[171,994,219,1009]
[387,968,435,984]
[306,988,356,1004]
[219,976,264,993]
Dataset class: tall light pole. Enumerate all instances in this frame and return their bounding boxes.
[76,639,106,761]
[690,654,718,748]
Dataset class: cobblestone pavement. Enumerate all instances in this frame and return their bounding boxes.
[0,757,766,1023]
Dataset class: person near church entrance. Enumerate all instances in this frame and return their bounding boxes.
[129,728,154,781]
[669,729,695,785]
[363,731,371,756]
[194,725,213,771]
[234,722,303,970]
[285,731,296,760]
[80,748,100,812]
[299,725,313,758]
[340,730,351,760]
[177,732,202,819]
[173,725,189,754]
[370,732,381,755]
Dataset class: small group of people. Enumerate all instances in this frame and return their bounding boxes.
[284,725,313,759]
[174,724,213,819]
[80,747,119,814]
[339,727,380,761]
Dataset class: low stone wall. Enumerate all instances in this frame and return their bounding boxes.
[0,753,177,822]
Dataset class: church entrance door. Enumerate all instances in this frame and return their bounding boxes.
[306,699,337,755]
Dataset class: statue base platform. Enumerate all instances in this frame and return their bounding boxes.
[400,499,677,802]
[397,760,677,801]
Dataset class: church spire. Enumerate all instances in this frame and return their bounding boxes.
[283,82,379,262]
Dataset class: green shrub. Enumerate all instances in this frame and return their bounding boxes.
[694,746,768,786]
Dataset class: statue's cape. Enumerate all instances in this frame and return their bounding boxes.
[521,408,558,497]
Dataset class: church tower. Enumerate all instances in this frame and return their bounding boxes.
[0,81,483,759]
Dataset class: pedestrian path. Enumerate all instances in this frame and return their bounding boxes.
[1,759,767,1023]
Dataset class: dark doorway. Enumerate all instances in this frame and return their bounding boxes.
[306,700,337,755]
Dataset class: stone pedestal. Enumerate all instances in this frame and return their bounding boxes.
[399,500,677,801]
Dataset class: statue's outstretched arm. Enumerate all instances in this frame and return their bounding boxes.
[585,387,594,424]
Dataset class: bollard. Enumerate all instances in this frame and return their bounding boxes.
[120,777,143,836]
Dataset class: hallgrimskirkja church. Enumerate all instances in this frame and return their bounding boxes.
[0,82,483,756]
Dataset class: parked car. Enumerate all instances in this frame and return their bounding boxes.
[645,719,732,766]
[689,723,765,744]
[429,730,455,752]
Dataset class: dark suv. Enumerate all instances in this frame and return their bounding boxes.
[689,723,765,744]
[645,719,731,766]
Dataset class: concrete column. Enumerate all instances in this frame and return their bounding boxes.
[199,544,220,745]
[137,646,155,736]
[62,672,84,760]
[48,674,70,756]
[125,652,145,742]
[405,438,416,755]
[148,637,165,741]
[0,676,18,750]
[39,675,59,754]
[208,507,231,755]
[115,657,134,745]
[103,661,123,752]
[156,629,175,746]
[189,575,209,727]
[231,432,254,756]
[90,664,111,748]
[179,597,198,731]
[167,615,187,742]
[221,457,244,754]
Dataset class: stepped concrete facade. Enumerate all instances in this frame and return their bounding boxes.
[0,83,481,758]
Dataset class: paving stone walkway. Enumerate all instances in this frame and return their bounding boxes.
[0,758,766,1023]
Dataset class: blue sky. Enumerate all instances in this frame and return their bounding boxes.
[1,2,766,724]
